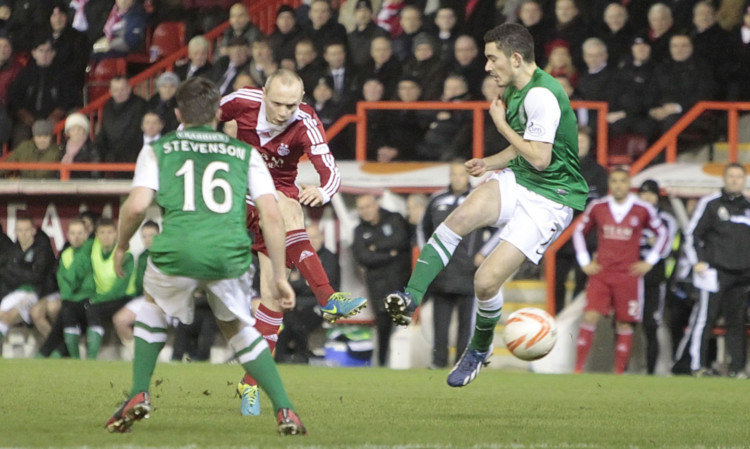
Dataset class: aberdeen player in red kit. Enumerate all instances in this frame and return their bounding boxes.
[220,69,366,415]
[572,168,668,374]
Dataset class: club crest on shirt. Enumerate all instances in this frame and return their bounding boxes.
[383,224,393,236]
[277,142,290,156]
[630,216,639,227]
[718,206,729,221]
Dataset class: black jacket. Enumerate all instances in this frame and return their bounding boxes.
[353,208,412,300]
[95,94,148,163]
[690,189,750,271]
[0,230,57,297]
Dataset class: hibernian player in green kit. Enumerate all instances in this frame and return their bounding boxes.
[105,77,306,435]
[385,23,589,387]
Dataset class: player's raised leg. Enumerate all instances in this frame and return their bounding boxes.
[386,180,501,325]
[278,193,366,322]
[447,240,525,387]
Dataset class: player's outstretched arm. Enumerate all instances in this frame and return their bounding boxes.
[255,193,295,310]
[466,146,518,176]
[115,186,154,277]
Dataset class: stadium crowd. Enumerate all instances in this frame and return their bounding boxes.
[1,0,750,166]
[1,0,750,379]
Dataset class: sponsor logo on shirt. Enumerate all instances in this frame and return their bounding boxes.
[527,121,545,137]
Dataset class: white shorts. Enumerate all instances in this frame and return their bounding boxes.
[41,292,61,303]
[124,296,147,315]
[489,169,574,264]
[0,290,39,324]
[143,259,255,326]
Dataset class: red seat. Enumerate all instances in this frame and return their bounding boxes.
[85,58,128,104]
[150,22,186,61]
[607,133,648,166]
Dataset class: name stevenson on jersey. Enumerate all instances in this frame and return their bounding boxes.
[162,131,248,161]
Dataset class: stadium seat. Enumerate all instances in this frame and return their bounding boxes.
[150,22,186,61]
[607,133,648,166]
[85,58,128,104]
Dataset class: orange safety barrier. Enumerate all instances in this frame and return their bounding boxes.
[0,162,136,181]
[544,101,750,316]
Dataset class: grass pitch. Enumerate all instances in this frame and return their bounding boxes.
[1,358,748,449]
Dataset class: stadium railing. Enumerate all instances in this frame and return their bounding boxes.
[544,101,750,315]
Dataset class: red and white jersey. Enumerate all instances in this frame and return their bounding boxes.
[573,194,668,273]
[219,87,341,203]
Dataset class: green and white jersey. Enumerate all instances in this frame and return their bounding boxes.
[503,68,588,211]
[132,125,277,279]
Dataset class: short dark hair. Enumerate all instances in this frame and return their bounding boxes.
[609,165,630,177]
[96,217,116,230]
[141,220,160,233]
[724,162,746,175]
[483,23,535,63]
[68,217,86,229]
[176,77,220,125]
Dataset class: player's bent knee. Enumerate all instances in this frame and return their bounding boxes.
[474,270,501,300]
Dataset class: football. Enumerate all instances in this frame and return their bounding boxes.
[502,307,557,361]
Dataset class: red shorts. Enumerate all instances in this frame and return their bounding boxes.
[585,271,643,323]
[246,185,298,268]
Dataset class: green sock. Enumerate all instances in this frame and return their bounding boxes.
[241,349,293,412]
[49,350,62,358]
[130,335,166,396]
[405,238,454,304]
[64,332,81,359]
[469,307,502,353]
[86,328,103,359]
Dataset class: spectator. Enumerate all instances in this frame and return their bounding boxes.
[549,0,591,72]
[573,168,668,374]
[518,0,552,67]
[480,75,510,156]
[61,112,100,179]
[679,163,750,378]
[211,36,250,96]
[84,218,135,360]
[554,126,608,313]
[175,35,213,81]
[727,3,750,101]
[0,36,22,105]
[57,217,95,359]
[449,35,485,99]
[456,0,498,46]
[596,3,634,67]
[637,179,678,375]
[1,120,61,179]
[7,37,72,146]
[303,0,348,55]
[248,39,278,88]
[48,3,89,107]
[3,1,53,53]
[70,0,114,46]
[91,0,147,58]
[392,5,423,62]
[356,36,401,100]
[406,192,428,245]
[423,160,487,369]
[576,38,616,134]
[268,5,304,70]
[430,6,459,64]
[0,105,10,148]
[348,0,387,69]
[609,36,659,141]
[643,3,675,64]
[312,76,346,158]
[373,75,425,161]
[376,0,404,37]
[0,216,57,345]
[322,42,356,105]
[148,71,179,133]
[690,1,732,99]
[647,33,715,135]
[415,74,472,161]
[402,32,447,101]
[361,77,392,160]
[214,3,261,62]
[294,38,324,98]
[353,194,411,367]
[141,111,164,146]
[94,76,148,165]
[277,224,338,364]
[543,39,578,87]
